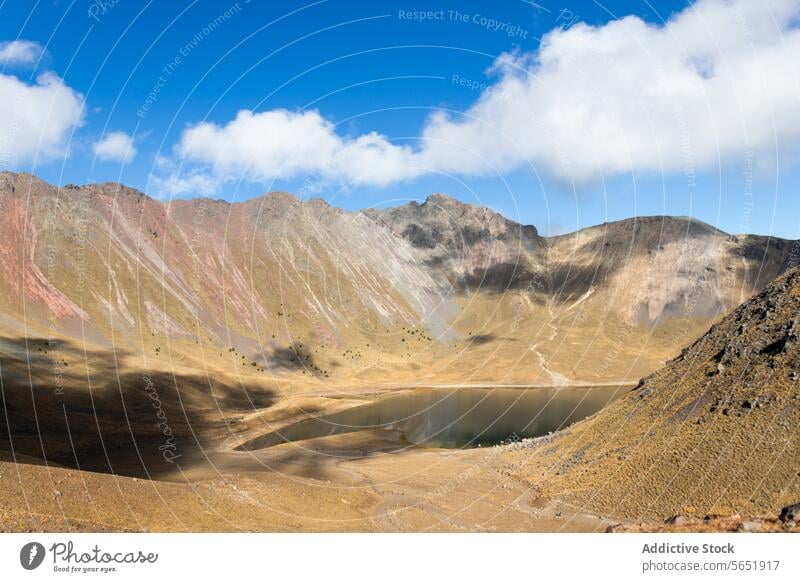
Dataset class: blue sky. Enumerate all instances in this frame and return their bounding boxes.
[1,0,799,239]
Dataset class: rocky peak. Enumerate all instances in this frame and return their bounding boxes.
[422,192,466,209]
[262,190,300,206]
[0,171,51,195]
[248,191,301,217]
[373,193,539,240]
[84,182,149,199]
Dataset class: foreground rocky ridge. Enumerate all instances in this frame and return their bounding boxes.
[504,265,800,521]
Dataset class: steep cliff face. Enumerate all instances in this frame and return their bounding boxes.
[0,172,795,384]
[505,265,800,521]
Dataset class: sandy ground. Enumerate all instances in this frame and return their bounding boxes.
[0,329,649,532]
[0,425,618,532]
[0,334,626,532]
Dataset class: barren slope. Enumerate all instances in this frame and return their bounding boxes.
[503,265,800,521]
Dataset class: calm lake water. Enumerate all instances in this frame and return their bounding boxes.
[238,385,630,450]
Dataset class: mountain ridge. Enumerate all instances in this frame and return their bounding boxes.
[3,170,781,238]
[0,171,796,386]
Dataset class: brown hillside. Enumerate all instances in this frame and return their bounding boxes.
[503,265,800,521]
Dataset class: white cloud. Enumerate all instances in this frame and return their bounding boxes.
[0,40,43,66]
[150,170,219,198]
[164,0,800,191]
[94,131,136,164]
[0,72,84,167]
[175,109,419,187]
[420,0,800,181]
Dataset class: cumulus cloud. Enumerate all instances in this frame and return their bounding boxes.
[164,0,800,192]
[149,170,219,198]
[0,40,43,66]
[0,72,84,167]
[93,131,136,163]
[421,0,800,181]
[175,109,419,187]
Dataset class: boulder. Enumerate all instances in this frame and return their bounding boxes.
[779,502,800,522]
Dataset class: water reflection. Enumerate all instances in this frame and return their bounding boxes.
[238,385,629,450]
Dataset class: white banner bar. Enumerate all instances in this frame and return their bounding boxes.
[0,533,797,581]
